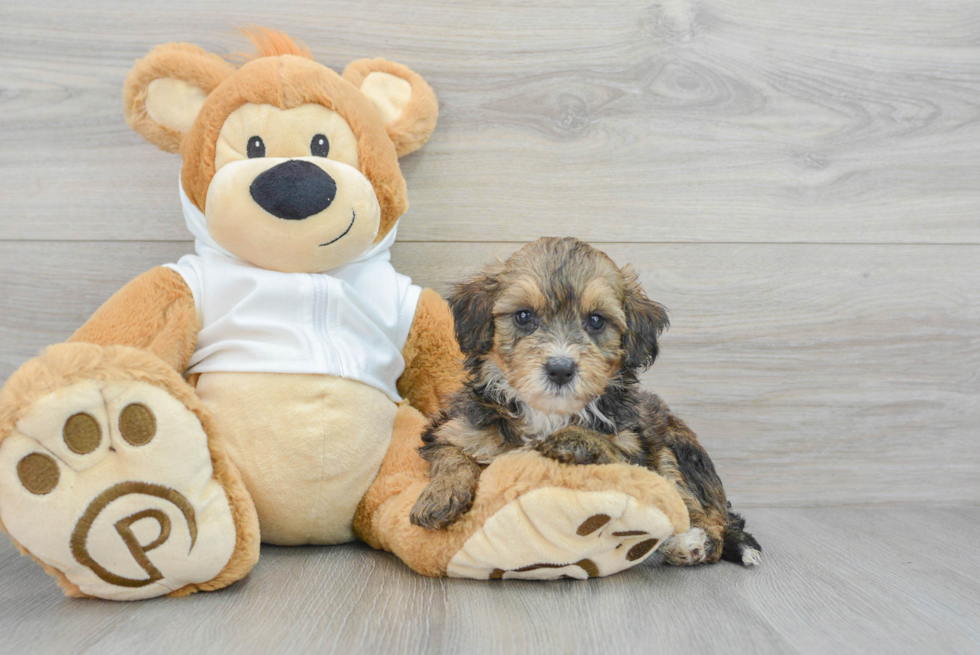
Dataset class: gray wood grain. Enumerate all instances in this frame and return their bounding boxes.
[1,0,979,243]
[1,240,977,508]
[0,506,976,655]
[1,1,978,650]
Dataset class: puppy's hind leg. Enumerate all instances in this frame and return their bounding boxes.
[410,443,481,530]
[654,435,761,566]
[662,508,761,566]
[652,445,727,565]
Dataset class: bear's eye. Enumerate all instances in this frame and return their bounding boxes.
[310,134,330,158]
[587,313,606,331]
[247,136,265,158]
[514,309,535,327]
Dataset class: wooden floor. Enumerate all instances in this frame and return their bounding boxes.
[1,0,978,653]
[1,506,977,654]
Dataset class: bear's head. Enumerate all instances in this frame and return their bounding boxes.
[123,28,437,273]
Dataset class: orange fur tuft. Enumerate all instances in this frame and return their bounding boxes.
[239,27,312,60]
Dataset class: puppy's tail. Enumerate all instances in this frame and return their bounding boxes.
[720,505,762,566]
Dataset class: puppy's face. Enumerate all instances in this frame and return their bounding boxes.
[451,238,668,415]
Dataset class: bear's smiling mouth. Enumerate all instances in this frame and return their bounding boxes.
[319,210,356,247]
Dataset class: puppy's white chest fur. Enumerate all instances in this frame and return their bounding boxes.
[517,399,614,444]
[518,408,574,443]
[485,364,615,445]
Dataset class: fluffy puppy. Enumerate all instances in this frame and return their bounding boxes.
[409,237,761,566]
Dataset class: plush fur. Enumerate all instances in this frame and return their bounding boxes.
[68,267,200,372]
[239,26,313,59]
[397,288,466,416]
[0,342,261,597]
[411,238,761,566]
[0,29,450,596]
[124,31,435,241]
[0,30,691,597]
[343,58,439,158]
[124,43,236,154]
[354,402,689,576]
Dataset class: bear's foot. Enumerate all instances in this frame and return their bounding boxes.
[447,487,676,580]
[0,344,259,600]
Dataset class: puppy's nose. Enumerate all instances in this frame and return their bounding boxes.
[250,160,337,220]
[545,357,577,387]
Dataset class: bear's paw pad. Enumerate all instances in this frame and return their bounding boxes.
[446,487,674,580]
[0,381,237,600]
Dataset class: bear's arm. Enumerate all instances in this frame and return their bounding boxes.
[68,267,200,372]
[397,288,464,416]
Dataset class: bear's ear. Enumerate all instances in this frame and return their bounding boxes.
[343,58,438,157]
[123,43,235,153]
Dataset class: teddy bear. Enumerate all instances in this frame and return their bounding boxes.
[0,29,689,600]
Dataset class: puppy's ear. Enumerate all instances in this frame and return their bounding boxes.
[343,58,438,157]
[620,265,669,370]
[123,43,235,153]
[448,271,498,357]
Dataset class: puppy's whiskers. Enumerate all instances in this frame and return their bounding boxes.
[482,361,575,440]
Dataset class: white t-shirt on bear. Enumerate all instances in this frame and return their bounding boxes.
[165,183,421,403]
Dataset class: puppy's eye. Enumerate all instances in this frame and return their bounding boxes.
[247,136,266,158]
[514,309,535,326]
[311,134,330,157]
[587,313,606,331]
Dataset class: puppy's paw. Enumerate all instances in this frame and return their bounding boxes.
[741,546,763,566]
[410,479,475,531]
[661,527,711,566]
[535,426,615,466]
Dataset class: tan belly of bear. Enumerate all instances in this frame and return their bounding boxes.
[194,372,397,545]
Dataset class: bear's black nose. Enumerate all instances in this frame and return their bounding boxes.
[544,357,577,387]
[249,160,337,220]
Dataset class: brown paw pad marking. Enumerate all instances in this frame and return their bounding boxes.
[576,514,611,536]
[119,403,156,446]
[71,481,197,588]
[490,559,600,580]
[626,539,660,561]
[63,413,101,454]
[17,452,59,495]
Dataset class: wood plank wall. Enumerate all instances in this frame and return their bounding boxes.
[1,0,978,507]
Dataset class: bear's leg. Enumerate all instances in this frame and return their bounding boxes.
[355,404,691,580]
[0,343,260,600]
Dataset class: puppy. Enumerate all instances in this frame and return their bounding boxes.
[410,237,761,566]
